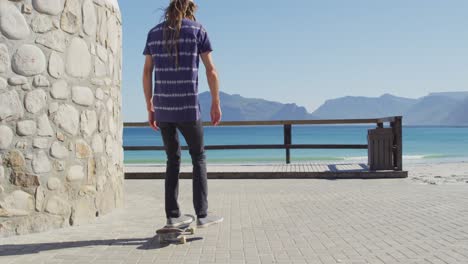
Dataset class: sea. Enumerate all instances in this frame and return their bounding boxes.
[124,126,468,165]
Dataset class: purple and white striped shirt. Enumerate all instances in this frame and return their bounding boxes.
[143,19,213,122]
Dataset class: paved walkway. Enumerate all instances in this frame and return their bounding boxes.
[1,178,467,264]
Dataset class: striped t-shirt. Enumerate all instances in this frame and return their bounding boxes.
[143,19,213,122]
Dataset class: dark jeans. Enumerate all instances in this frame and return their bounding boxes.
[158,120,208,218]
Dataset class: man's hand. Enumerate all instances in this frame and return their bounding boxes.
[148,109,159,131]
[201,52,221,126]
[211,103,222,126]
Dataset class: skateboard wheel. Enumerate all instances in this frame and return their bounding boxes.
[187,227,195,235]
[179,236,187,244]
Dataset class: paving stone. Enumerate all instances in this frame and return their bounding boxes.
[0,178,467,263]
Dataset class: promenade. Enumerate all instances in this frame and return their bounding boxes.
[1,167,467,264]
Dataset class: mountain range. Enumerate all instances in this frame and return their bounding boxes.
[199,92,314,121]
[198,91,468,125]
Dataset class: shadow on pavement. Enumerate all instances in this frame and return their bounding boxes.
[0,235,204,255]
[138,236,203,250]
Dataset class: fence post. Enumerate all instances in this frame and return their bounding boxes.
[284,124,292,164]
[391,117,403,171]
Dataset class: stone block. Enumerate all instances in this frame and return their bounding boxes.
[0,1,30,40]
[53,104,79,135]
[0,90,24,121]
[67,165,84,182]
[10,171,40,188]
[60,0,81,34]
[0,125,14,149]
[32,0,65,15]
[11,44,46,76]
[32,150,51,174]
[0,44,9,73]
[24,89,47,114]
[45,195,70,216]
[17,120,37,136]
[66,37,91,78]
[51,80,70,99]
[3,190,34,212]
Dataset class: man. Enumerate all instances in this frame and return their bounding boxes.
[142,0,223,228]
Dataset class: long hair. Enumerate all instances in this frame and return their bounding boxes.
[163,0,197,67]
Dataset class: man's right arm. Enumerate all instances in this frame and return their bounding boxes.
[200,51,221,126]
[142,54,158,131]
[143,55,154,112]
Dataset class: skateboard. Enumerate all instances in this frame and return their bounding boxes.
[156,215,196,244]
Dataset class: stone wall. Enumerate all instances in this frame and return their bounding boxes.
[0,0,123,237]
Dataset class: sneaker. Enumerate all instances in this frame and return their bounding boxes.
[166,214,194,228]
[197,214,224,228]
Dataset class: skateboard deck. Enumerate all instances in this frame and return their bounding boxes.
[156,215,196,244]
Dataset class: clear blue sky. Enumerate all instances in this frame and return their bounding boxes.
[120,0,468,122]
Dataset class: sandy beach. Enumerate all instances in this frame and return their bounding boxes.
[406,161,468,185]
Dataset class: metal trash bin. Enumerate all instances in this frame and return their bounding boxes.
[368,128,394,171]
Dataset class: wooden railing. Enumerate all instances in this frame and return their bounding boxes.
[124,116,403,171]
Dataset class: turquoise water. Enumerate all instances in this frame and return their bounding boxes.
[124,126,468,164]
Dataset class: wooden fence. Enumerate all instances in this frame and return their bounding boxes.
[124,116,403,171]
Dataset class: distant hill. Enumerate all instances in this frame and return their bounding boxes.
[427,92,468,101]
[199,92,316,121]
[311,94,417,119]
[310,91,468,125]
[404,94,461,125]
[444,97,468,125]
[195,91,468,125]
